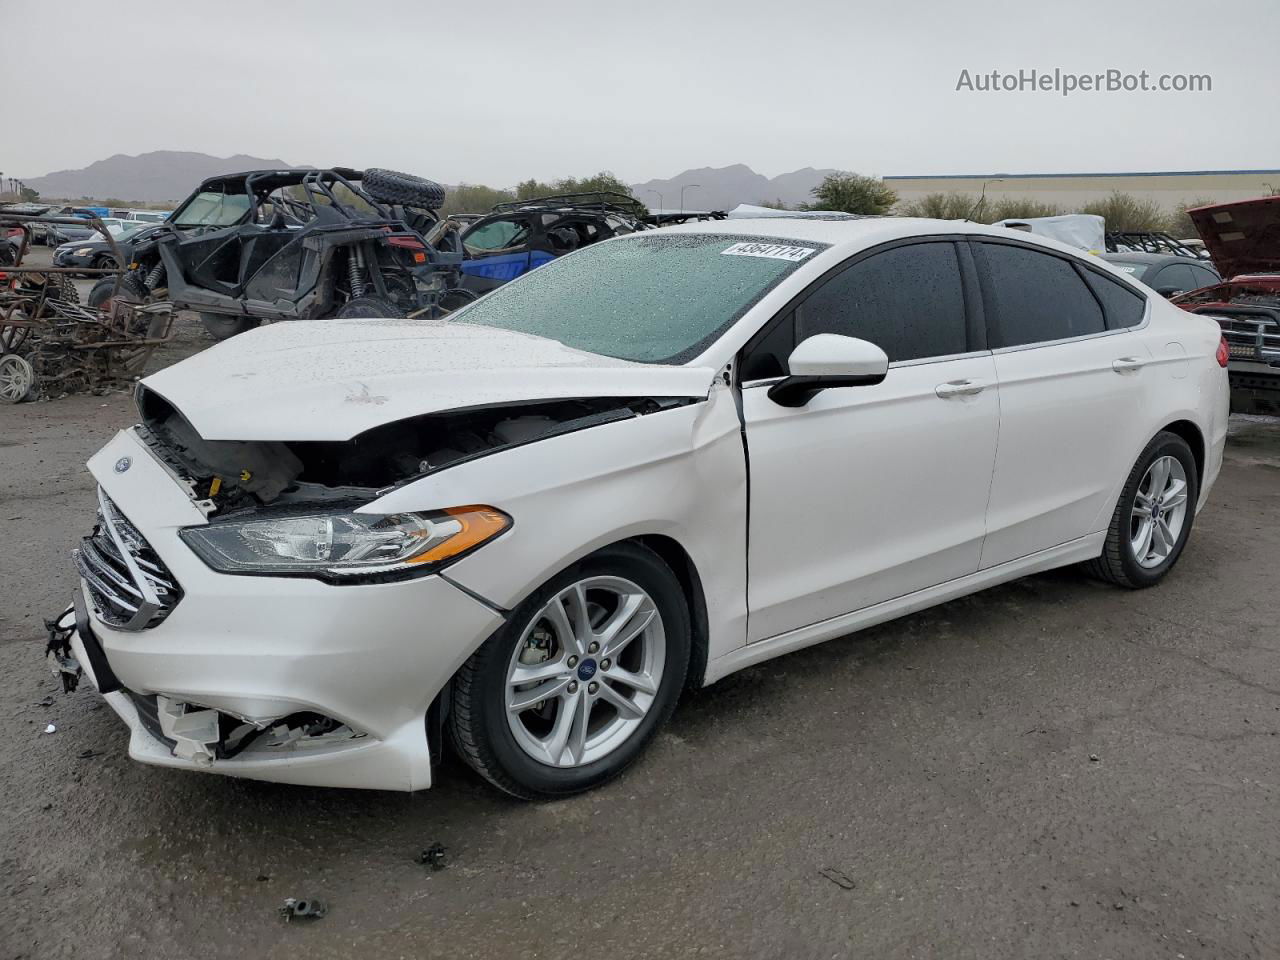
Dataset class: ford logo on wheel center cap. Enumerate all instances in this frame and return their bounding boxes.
[577,659,598,681]
[113,457,132,474]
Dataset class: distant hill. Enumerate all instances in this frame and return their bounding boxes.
[23,151,306,204]
[21,152,839,210]
[630,164,839,212]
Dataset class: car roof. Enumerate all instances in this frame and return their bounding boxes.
[653,215,1102,259]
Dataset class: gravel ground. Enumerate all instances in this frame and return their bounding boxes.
[1,274,1278,957]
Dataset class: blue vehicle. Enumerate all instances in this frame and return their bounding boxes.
[457,193,649,294]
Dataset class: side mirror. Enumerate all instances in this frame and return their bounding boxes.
[768,334,889,407]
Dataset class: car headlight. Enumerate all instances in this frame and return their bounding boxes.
[73,247,94,257]
[180,506,511,581]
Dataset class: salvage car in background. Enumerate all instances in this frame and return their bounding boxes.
[106,167,474,339]
[458,193,649,294]
[1173,196,1280,411]
[54,217,1228,798]
[1101,252,1220,297]
[58,222,163,278]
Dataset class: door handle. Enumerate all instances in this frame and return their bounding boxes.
[935,379,988,399]
[1112,356,1147,373]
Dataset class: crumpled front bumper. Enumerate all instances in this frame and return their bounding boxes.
[69,427,506,791]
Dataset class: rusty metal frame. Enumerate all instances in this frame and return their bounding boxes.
[0,212,174,399]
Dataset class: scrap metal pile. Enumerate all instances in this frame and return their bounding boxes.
[0,215,173,402]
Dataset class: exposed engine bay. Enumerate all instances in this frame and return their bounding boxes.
[135,386,692,514]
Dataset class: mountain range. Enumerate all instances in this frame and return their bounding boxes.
[22,151,303,204]
[630,164,838,211]
[20,152,839,210]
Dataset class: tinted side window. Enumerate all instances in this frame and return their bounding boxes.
[464,217,531,252]
[976,243,1105,347]
[1152,263,1198,294]
[1189,264,1220,288]
[740,311,796,380]
[1082,268,1146,329]
[798,243,967,362]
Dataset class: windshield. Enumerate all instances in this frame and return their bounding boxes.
[173,191,252,227]
[451,233,824,363]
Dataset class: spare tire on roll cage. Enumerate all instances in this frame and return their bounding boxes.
[362,168,447,210]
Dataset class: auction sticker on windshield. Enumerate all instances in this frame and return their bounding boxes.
[720,242,816,262]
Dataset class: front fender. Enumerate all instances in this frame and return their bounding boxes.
[361,384,749,664]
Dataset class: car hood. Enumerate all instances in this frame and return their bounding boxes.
[142,318,717,441]
[1188,196,1280,279]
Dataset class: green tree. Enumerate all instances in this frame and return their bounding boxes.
[1163,196,1215,239]
[895,192,981,220]
[515,171,635,200]
[809,172,897,215]
[19,185,40,202]
[985,198,1065,222]
[1077,192,1168,232]
[440,183,515,216]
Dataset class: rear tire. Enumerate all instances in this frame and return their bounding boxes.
[449,542,691,799]
[50,274,79,304]
[333,296,401,319]
[88,277,136,310]
[1085,431,1198,588]
[199,313,260,340]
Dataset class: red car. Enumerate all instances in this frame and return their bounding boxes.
[1174,196,1280,410]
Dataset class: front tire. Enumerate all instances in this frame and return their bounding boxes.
[1086,431,1198,588]
[199,312,261,340]
[449,542,691,799]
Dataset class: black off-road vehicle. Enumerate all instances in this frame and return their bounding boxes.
[92,167,472,339]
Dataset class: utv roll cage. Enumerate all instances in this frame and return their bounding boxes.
[491,192,649,219]
[1104,231,1211,261]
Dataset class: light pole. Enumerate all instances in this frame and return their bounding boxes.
[969,177,1004,221]
[679,183,700,214]
[644,189,663,215]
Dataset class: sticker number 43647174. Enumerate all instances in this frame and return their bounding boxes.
[720,242,816,262]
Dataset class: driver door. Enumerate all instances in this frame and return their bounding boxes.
[740,240,1000,642]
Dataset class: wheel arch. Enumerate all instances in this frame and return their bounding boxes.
[1159,418,1205,484]
[629,534,710,691]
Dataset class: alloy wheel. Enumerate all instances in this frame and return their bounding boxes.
[505,575,666,768]
[1130,455,1189,568]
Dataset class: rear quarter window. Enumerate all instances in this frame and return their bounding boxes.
[1082,268,1147,329]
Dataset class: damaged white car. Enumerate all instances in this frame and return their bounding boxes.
[53,218,1230,798]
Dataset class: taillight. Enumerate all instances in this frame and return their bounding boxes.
[386,236,426,250]
[1216,335,1229,368]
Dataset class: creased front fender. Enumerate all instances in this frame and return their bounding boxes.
[362,384,749,667]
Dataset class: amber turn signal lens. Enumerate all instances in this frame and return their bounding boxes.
[405,506,511,565]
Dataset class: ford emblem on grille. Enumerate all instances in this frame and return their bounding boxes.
[114,457,132,474]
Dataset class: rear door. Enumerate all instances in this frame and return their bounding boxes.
[973,239,1154,568]
[740,240,1000,641]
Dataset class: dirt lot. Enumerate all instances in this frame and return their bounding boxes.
[1,295,1278,957]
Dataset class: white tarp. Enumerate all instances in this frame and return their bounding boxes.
[992,214,1105,254]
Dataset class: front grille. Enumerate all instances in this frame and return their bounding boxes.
[73,488,182,631]
[1208,313,1280,365]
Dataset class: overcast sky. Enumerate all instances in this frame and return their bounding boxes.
[6,0,1279,185]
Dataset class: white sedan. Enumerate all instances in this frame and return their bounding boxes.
[59,217,1230,798]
